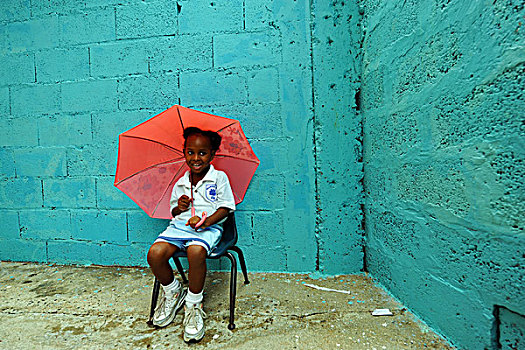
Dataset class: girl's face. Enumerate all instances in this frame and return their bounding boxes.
[184,133,215,176]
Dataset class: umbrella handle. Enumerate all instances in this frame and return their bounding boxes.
[195,212,207,229]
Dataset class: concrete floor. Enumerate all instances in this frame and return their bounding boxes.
[0,262,455,349]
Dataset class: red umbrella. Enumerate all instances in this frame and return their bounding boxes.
[114,105,260,219]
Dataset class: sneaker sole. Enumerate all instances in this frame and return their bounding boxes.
[152,288,187,328]
[183,328,205,343]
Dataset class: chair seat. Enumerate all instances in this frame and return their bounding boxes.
[148,212,249,330]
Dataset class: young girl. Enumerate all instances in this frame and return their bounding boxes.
[147,127,235,343]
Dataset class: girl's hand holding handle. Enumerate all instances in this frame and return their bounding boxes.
[177,195,191,211]
[186,216,201,229]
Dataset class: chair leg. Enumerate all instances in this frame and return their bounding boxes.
[173,257,188,284]
[147,277,161,326]
[224,252,237,330]
[230,246,249,284]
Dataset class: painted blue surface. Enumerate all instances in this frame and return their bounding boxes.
[2,0,364,275]
[360,1,524,349]
[1,1,523,348]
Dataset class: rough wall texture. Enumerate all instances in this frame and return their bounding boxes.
[0,1,364,273]
[360,1,524,349]
[311,0,364,274]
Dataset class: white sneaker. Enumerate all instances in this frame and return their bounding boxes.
[152,285,186,328]
[183,303,207,343]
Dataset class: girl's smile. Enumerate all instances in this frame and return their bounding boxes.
[184,134,215,183]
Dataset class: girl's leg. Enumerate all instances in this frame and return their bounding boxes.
[183,245,208,343]
[147,242,179,286]
[186,245,207,293]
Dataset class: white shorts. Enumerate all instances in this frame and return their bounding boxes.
[154,220,223,254]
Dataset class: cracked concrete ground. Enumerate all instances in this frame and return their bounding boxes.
[0,262,455,349]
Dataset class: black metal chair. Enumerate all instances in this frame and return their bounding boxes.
[147,213,249,330]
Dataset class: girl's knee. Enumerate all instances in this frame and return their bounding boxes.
[187,245,207,260]
[147,243,175,265]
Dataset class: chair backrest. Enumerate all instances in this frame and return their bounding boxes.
[208,212,238,258]
[221,212,238,246]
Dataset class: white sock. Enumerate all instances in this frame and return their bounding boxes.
[185,290,203,307]
[162,279,180,296]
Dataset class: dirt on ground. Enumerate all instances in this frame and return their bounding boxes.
[0,262,455,349]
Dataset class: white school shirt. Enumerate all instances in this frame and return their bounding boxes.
[169,165,236,225]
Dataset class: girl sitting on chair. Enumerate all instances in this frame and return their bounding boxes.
[147,127,235,343]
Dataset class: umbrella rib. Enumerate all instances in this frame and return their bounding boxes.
[115,157,185,185]
[121,134,183,154]
[216,121,238,133]
[177,106,185,130]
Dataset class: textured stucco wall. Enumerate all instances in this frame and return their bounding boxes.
[311,0,364,274]
[360,1,524,349]
[0,1,364,274]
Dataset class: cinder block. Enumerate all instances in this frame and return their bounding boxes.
[61,79,117,113]
[248,139,288,175]
[96,177,137,209]
[247,68,280,103]
[98,242,148,266]
[127,211,168,243]
[0,52,35,85]
[0,0,31,22]
[67,144,118,176]
[0,210,20,239]
[38,113,92,146]
[0,177,43,208]
[250,210,284,245]
[0,238,47,263]
[92,110,150,144]
[43,177,96,208]
[243,244,287,272]
[178,0,242,34]
[90,41,150,77]
[70,210,127,243]
[19,209,71,240]
[47,240,147,266]
[240,175,285,210]
[244,0,307,30]
[31,0,85,16]
[210,103,282,139]
[0,148,15,177]
[5,15,60,52]
[214,31,281,68]
[0,87,9,115]
[179,71,247,105]
[59,9,115,46]
[0,117,39,147]
[117,73,179,110]
[14,147,67,177]
[36,48,89,82]
[149,36,213,72]
[116,1,177,39]
[11,84,61,115]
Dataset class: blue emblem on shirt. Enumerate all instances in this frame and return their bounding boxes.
[205,184,218,202]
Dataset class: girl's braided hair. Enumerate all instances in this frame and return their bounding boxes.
[183,127,221,151]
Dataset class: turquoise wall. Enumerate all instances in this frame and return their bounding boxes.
[360,1,524,349]
[0,1,364,274]
[2,1,524,347]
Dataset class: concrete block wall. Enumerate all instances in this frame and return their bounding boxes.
[1,1,364,273]
[359,1,524,349]
[310,0,364,274]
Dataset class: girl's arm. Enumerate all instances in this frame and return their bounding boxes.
[187,207,230,229]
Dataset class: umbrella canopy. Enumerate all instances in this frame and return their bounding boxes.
[114,105,260,219]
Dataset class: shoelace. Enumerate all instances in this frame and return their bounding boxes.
[184,305,207,330]
[154,292,175,317]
